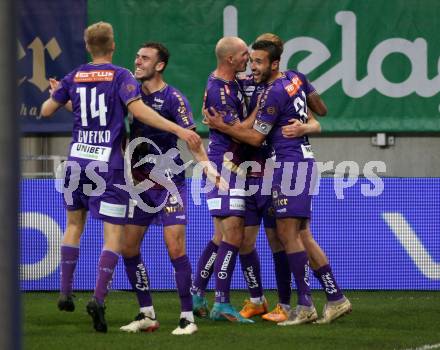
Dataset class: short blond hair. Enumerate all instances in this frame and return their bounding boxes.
[256,33,284,54]
[84,21,114,57]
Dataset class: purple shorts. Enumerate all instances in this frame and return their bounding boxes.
[63,167,129,225]
[126,182,187,227]
[272,159,316,219]
[245,177,276,228]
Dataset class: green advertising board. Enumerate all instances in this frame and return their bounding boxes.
[89,0,440,133]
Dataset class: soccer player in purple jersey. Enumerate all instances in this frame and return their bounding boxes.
[192,36,255,323]
[40,22,201,333]
[192,34,325,323]
[205,40,352,325]
[237,33,337,323]
[240,34,351,324]
[237,73,323,322]
[118,42,220,335]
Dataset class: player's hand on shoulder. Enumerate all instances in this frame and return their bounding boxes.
[203,107,225,130]
[282,118,305,138]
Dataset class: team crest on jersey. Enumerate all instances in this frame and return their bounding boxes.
[267,106,277,115]
[74,70,114,82]
[126,84,137,92]
[285,76,303,96]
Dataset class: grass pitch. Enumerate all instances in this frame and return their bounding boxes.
[23,291,439,350]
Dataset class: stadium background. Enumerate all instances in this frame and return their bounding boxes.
[19,0,440,293]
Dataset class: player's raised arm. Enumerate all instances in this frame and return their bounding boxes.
[40,97,63,118]
[40,77,73,117]
[301,77,327,116]
[307,92,327,116]
[128,99,201,149]
[48,78,73,112]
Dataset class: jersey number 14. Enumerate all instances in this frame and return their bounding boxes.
[76,87,108,127]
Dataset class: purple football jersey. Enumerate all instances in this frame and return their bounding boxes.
[52,63,141,169]
[238,74,264,112]
[203,74,249,218]
[130,84,195,184]
[203,73,248,168]
[241,70,316,113]
[237,74,273,177]
[253,71,314,162]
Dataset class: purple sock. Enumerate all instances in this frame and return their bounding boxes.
[313,264,344,302]
[239,249,263,299]
[171,255,193,312]
[123,254,153,307]
[94,250,119,304]
[273,251,292,305]
[191,240,218,297]
[60,245,79,295]
[214,241,238,303]
[287,251,312,307]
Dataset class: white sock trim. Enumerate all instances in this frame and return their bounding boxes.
[180,311,194,323]
[140,306,155,319]
[61,244,79,249]
[101,249,119,257]
[250,297,264,304]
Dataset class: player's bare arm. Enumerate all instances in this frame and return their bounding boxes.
[128,99,201,149]
[282,110,321,138]
[48,78,73,112]
[40,98,64,118]
[185,136,228,191]
[204,107,265,147]
[307,91,327,116]
[241,105,259,128]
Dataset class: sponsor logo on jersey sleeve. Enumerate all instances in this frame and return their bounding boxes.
[285,76,303,96]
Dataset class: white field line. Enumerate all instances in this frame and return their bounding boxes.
[399,343,440,350]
